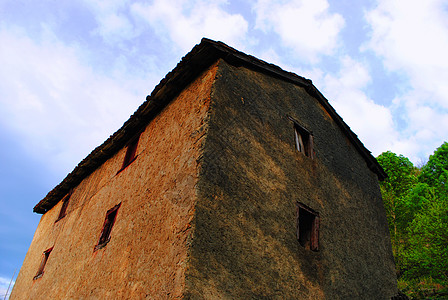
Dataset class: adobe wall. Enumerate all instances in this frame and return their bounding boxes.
[187,60,397,299]
[11,63,218,299]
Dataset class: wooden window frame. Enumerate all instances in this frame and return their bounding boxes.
[294,124,314,159]
[94,203,121,251]
[55,191,72,222]
[117,133,141,174]
[296,202,319,251]
[33,247,53,280]
[288,115,314,159]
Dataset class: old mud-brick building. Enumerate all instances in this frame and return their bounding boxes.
[12,39,399,299]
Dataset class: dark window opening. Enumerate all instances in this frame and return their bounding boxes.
[294,124,314,158]
[34,247,53,280]
[55,192,71,222]
[296,202,319,251]
[118,133,140,173]
[95,203,121,251]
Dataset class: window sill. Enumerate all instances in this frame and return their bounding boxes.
[94,238,111,251]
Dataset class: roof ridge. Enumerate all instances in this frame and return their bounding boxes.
[33,38,385,214]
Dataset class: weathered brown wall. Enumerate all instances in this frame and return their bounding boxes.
[186,60,397,299]
[11,63,218,299]
[13,57,396,299]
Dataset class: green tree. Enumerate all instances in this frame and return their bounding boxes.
[404,142,448,281]
[419,142,448,197]
[404,182,433,221]
[377,151,418,273]
[378,144,448,297]
[404,195,448,280]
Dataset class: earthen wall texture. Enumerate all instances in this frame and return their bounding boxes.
[11,63,218,299]
[13,59,396,299]
[186,60,397,299]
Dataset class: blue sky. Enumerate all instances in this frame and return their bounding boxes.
[1,0,448,296]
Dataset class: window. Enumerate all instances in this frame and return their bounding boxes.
[294,123,314,158]
[95,203,121,251]
[296,202,319,251]
[55,191,71,222]
[34,247,53,280]
[118,134,140,173]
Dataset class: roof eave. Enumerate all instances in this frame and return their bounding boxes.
[34,38,386,214]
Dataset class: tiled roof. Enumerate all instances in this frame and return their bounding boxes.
[34,38,386,214]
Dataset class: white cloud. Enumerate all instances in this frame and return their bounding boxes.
[0,276,13,299]
[364,0,448,161]
[83,0,139,44]
[95,12,135,43]
[0,1,248,178]
[0,26,146,174]
[131,0,249,53]
[319,56,398,156]
[365,0,448,106]
[388,91,448,161]
[254,0,345,62]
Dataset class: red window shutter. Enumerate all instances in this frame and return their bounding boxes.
[122,138,138,167]
[296,204,301,241]
[56,191,71,221]
[34,247,53,279]
[308,135,315,159]
[95,203,121,251]
[311,216,320,251]
[118,133,141,174]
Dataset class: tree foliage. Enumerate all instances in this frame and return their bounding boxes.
[377,142,448,298]
[405,197,448,279]
[419,142,448,197]
[377,151,417,271]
